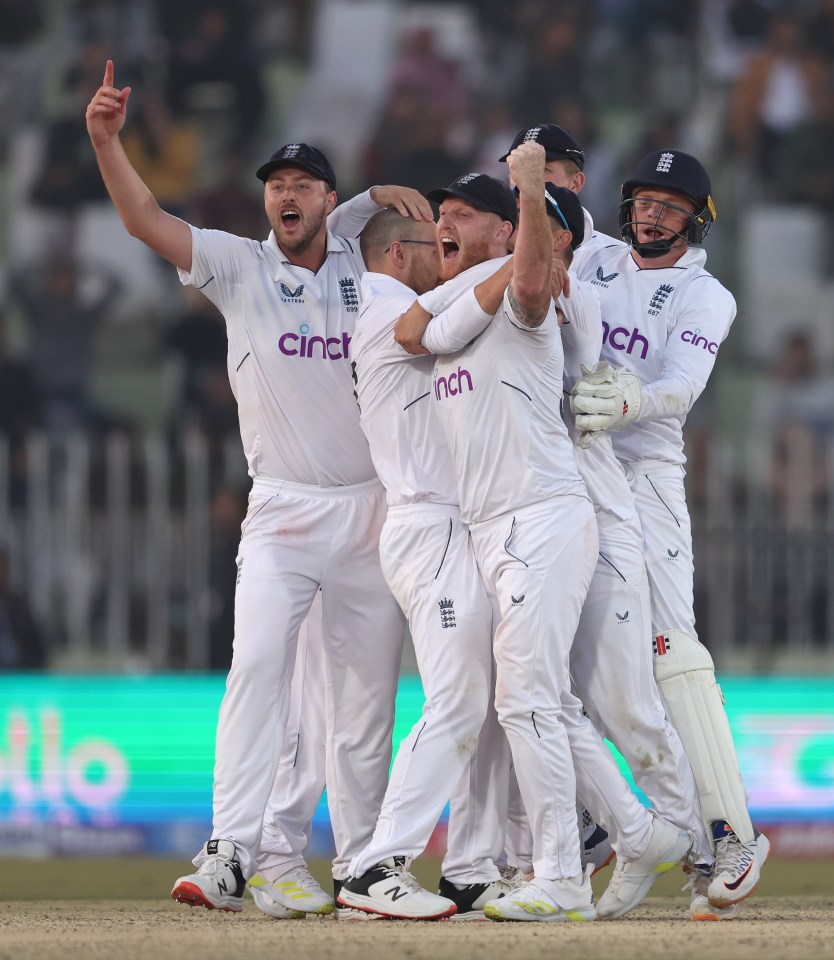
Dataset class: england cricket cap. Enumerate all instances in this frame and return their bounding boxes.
[499,123,585,170]
[543,182,585,250]
[427,173,518,228]
[256,143,337,190]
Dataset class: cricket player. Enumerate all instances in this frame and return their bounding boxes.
[86,60,431,915]
[395,149,690,922]
[498,123,626,273]
[334,209,520,920]
[569,148,770,915]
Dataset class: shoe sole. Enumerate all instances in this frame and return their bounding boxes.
[335,908,385,921]
[171,882,242,912]
[336,894,456,921]
[708,835,770,907]
[484,904,596,922]
[692,909,738,921]
[249,887,306,920]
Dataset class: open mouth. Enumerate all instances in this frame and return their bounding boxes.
[281,209,301,228]
[440,237,460,262]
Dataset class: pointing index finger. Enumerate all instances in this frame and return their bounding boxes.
[104,59,114,87]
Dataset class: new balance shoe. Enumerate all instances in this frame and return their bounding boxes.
[596,815,691,920]
[683,864,739,921]
[584,824,615,875]
[483,875,596,922]
[337,856,457,920]
[438,873,519,921]
[171,839,245,911]
[333,879,384,921]
[708,824,769,906]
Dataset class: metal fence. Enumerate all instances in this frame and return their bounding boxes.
[1,429,832,673]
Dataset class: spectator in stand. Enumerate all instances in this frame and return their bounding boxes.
[726,11,830,199]
[0,309,42,508]
[390,25,471,123]
[29,42,121,213]
[0,548,47,670]
[165,285,228,431]
[121,91,200,218]
[513,10,587,126]
[187,147,265,238]
[750,331,834,525]
[9,255,121,433]
[161,1,265,151]
[362,92,466,196]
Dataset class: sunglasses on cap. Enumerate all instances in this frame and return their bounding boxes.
[512,185,571,233]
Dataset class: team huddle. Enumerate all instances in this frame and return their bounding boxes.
[86,61,769,924]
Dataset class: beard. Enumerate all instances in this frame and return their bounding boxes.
[270,206,328,255]
[439,232,495,281]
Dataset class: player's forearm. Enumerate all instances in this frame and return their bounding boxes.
[422,288,493,354]
[474,258,513,315]
[509,191,552,325]
[93,137,192,269]
[328,189,380,238]
[639,375,703,421]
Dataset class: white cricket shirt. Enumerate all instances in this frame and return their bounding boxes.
[558,278,636,525]
[571,207,626,278]
[421,265,587,525]
[572,244,736,465]
[352,272,459,507]
[179,224,377,485]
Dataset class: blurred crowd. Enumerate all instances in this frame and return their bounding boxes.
[1,0,833,666]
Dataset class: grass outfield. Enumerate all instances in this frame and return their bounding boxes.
[3,855,833,900]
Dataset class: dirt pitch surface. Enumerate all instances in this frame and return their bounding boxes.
[1,858,832,960]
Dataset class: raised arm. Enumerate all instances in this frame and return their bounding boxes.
[328,185,434,239]
[85,60,193,272]
[505,142,552,328]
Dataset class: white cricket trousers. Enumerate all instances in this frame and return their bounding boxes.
[569,511,710,860]
[200,476,406,878]
[350,503,493,876]
[468,496,604,880]
[258,590,327,877]
[621,462,695,637]
[452,497,657,881]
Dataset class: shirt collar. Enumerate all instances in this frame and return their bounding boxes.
[264,228,350,279]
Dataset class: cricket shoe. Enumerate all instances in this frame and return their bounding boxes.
[337,856,457,920]
[333,879,384,921]
[483,875,596,922]
[438,871,522,921]
[171,839,245,911]
[584,824,615,875]
[596,814,691,919]
[683,864,739,921]
[248,865,333,917]
[708,824,770,906]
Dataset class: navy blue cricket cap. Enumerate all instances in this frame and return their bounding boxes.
[427,173,518,228]
[500,123,585,170]
[256,143,337,190]
[543,182,585,250]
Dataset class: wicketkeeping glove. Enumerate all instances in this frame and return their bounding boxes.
[569,361,642,448]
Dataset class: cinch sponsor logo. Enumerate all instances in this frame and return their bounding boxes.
[681,328,718,354]
[434,366,474,400]
[601,321,649,360]
[278,323,351,360]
